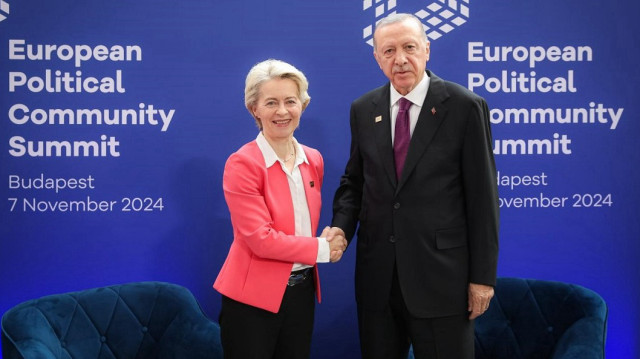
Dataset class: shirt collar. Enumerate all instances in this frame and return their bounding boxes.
[390,71,430,108]
[256,132,308,168]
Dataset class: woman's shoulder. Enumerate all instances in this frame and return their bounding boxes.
[300,143,322,162]
[228,141,261,160]
[235,140,260,154]
[225,140,265,171]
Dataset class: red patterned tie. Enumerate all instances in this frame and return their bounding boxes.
[394,97,412,180]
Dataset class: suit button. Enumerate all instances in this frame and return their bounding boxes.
[393,202,401,210]
[389,235,396,243]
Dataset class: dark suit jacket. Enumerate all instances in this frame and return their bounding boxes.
[332,71,499,318]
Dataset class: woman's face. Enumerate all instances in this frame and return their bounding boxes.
[252,78,302,142]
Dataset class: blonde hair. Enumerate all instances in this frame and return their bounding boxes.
[244,59,311,129]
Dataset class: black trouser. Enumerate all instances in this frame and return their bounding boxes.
[220,271,315,359]
[358,267,474,359]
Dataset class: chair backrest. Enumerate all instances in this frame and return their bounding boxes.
[1,281,222,359]
[474,277,607,359]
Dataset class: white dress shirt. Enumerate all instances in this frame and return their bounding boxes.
[390,72,431,144]
[256,133,330,271]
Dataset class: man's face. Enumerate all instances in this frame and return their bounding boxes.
[373,19,430,95]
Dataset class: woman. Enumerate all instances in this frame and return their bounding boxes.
[214,59,346,359]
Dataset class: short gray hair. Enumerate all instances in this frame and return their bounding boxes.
[373,13,429,50]
[244,59,311,129]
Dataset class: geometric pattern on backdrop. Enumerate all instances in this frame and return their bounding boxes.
[362,0,470,46]
[0,0,10,22]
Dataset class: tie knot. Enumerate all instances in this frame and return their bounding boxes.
[398,97,412,111]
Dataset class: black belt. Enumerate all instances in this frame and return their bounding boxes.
[288,267,312,286]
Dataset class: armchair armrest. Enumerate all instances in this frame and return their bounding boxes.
[551,317,607,359]
[4,339,57,359]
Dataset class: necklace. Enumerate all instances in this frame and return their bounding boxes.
[282,142,296,162]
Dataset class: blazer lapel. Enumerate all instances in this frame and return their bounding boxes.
[371,85,398,187]
[298,159,320,234]
[397,71,449,191]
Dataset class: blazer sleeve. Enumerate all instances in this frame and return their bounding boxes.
[462,97,500,286]
[332,103,365,243]
[223,150,319,265]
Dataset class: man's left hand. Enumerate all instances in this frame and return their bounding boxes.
[468,283,494,320]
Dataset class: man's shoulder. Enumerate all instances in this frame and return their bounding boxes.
[445,80,481,98]
[352,83,388,107]
[433,73,485,103]
[432,75,488,115]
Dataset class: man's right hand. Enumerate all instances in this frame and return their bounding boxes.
[322,226,347,262]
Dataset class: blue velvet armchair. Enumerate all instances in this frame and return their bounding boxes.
[408,277,607,359]
[1,281,223,359]
[475,277,607,359]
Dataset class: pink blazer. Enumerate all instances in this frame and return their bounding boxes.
[214,140,324,313]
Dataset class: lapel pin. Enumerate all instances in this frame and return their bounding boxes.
[309,181,315,188]
[431,107,436,115]
[375,115,382,123]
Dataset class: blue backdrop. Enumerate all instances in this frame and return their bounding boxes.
[1,1,639,358]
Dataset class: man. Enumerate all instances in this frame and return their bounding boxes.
[329,13,499,359]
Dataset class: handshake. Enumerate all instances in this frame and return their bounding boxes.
[320,226,347,263]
